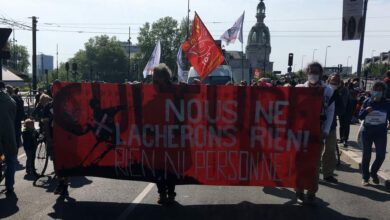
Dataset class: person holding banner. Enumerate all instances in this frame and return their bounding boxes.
[323,73,346,184]
[359,81,390,186]
[151,63,178,205]
[295,62,335,205]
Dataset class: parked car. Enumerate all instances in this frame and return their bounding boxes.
[187,65,234,85]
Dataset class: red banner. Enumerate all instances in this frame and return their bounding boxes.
[53,82,323,191]
[181,12,225,80]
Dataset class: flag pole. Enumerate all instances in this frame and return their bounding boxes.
[357,0,368,83]
[241,11,245,82]
[241,42,244,82]
[187,0,190,39]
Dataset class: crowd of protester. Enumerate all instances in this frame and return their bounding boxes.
[0,63,389,207]
[124,63,390,205]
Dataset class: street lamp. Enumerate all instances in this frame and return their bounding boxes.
[312,49,318,61]
[301,55,306,70]
[371,50,376,58]
[347,56,351,74]
[371,50,376,78]
[324,45,331,68]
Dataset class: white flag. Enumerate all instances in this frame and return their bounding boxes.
[143,40,161,78]
[220,11,245,45]
[177,47,185,82]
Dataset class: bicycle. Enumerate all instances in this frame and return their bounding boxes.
[34,132,49,178]
[0,154,6,185]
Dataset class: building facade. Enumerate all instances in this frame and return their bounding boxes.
[1,66,25,87]
[37,54,53,79]
[226,0,273,82]
[324,67,353,76]
[246,0,273,74]
[364,50,390,68]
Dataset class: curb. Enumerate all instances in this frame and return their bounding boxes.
[340,147,390,190]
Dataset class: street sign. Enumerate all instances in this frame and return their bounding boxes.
[0,28,12,49]
[0,28,12,59]
[342,0,364,41]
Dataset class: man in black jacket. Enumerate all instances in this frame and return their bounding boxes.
[9,87,25,149]
[0,81,17,194]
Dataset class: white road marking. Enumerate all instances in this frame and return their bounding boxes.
[117,183,155,220]
[18,153,26,159]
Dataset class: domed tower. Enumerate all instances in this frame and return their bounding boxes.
[246,0,273,73]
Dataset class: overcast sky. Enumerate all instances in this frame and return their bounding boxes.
[1,0,389,73]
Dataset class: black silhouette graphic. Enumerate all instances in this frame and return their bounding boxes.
[79,98,127,166]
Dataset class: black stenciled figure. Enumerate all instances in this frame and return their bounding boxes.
[80,98,126,166]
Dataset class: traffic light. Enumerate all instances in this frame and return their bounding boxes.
[338,64,343,73]
[72,63,78,82]
[288,53,294,67]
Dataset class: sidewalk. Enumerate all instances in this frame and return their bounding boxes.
[338,123,390,189]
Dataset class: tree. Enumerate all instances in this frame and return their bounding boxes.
[178,16,192,43]
[137,17,186,78]
[295,70,306,81]
[56,35,129,83]
[6,42,30,74]
[364,63,390,78]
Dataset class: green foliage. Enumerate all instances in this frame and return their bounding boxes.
[6,42,30,74]
[136,17,190,78]
[54,35,130,83]
[179,16,192,42]
[129,56,143,81]
[295,70,306,81]
[261,72,278,80]
[364,63,390,78]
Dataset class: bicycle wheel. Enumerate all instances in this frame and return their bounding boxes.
[35,140,49,177]
[0,161,6,184]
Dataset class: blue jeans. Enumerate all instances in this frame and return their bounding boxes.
[5,154,17,190]
[362,128,387,181]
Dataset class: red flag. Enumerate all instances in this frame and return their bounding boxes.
[181,13,225,80]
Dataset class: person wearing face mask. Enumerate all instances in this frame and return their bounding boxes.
[359,81,390,186]
[383,70,390,129]
[295,62,335,205]
[321,73,346,184]
[338,80,353,148]
[350,79,364,124]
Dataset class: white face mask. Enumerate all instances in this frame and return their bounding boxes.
[308,74,320,84]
